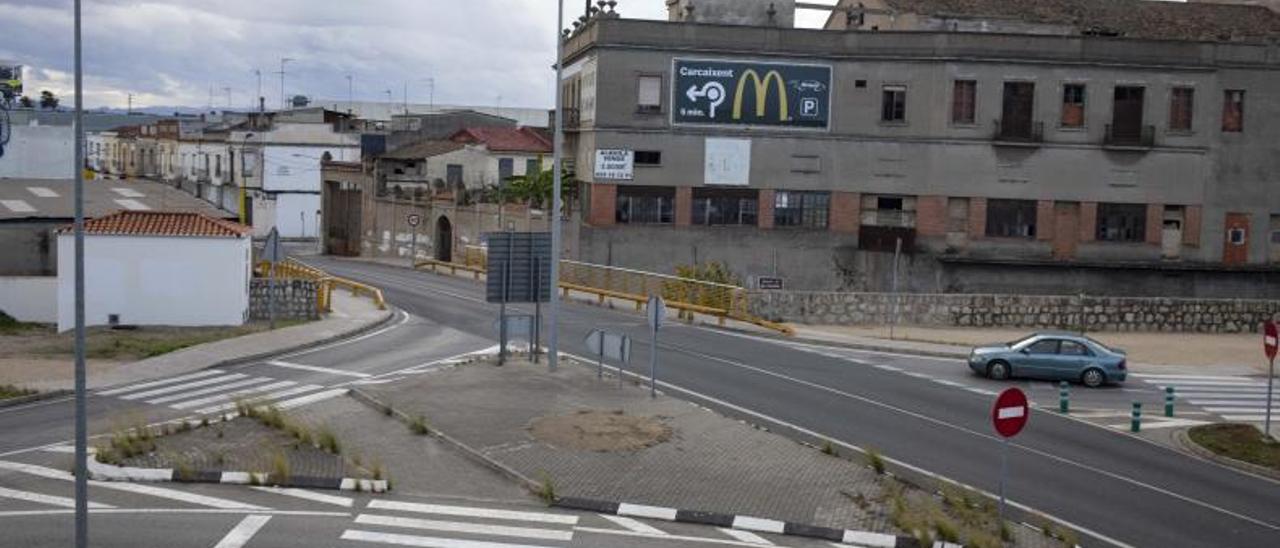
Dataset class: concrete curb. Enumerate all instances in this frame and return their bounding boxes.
[556,497,921,547]
[0,389,73,409]
[86,457,387,492]
[1173,427,1280,481]
[347,387,918,547]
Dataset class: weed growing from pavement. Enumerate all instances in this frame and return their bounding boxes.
[536,471,557,504]
[269,450,291,485]
[866,448,886,475]
[884,479,1012,548]
[408,415,430,435]
[317,427,341,454]
[0,384,36,400]
[371,460,385,481]
[820,439,837,456]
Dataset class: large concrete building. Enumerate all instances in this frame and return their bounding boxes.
[560,0,1280,297]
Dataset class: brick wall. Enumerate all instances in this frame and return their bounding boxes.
[916,195,947,236]
[1080,202,1098,242]
[1036,200,1055,241]
[829,191,860,234]
[675,187,692,227]
[758,189,775,229]
[968,197,988,239]
[589,183,616,226]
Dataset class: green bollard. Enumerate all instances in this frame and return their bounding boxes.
[1059,381,1069,414]
[1165,386,1175,418]
[1131,402,1142,433]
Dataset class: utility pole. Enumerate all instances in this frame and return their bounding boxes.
[403,81,409,115]
[549,0,565,371]
[278,57,294,111]
[427,77,435,111]
[126,93,132,114]
[254,69,263,110]
[72,1,88,547]
[345,74,353,114]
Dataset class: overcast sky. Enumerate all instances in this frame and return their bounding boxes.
[0,0,835,111]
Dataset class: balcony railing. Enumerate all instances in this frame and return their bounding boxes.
[1104,124,1155,148]
[993,119,1044,144]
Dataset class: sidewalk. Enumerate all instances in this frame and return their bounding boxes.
[1,291,394,392]
[791,325,1270,376]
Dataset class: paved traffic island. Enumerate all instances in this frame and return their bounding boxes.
[350,354,1069,548]
[1180,423,1280,479]
[84,403,387,492]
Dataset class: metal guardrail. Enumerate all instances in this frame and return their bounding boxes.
[414,249,791,335]
[255,258,387,312]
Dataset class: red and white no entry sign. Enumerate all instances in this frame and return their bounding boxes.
[1264,320,1278,362]
[992,388,1029,438]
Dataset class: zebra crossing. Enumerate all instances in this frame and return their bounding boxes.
[96,368,345,415]
[339,499,580,547]
[1138,374,1278,423]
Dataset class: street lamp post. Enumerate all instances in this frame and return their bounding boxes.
[72,1,88,547]
[549,0,565,371]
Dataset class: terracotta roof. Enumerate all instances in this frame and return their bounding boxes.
[57,211,251,238]
[875,0,1280,42]
[381,139,466,160]
[450,127,553,154]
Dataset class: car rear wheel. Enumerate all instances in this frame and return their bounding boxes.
[1081,368,1106,388]
[988,360,1011,381]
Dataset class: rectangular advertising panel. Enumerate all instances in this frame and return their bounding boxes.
[672,58,831,130]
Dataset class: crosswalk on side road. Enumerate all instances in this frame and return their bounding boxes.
[95,369,346,415]
[339,499,580,548]
[1138,374,1278,423]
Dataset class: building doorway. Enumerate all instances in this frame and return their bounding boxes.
[1111,86,1145,143]
[1162,206,1184,260]
[1001,82,1035,139]
[435,216,453,262]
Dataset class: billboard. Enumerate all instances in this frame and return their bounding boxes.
[594,149,634,181]
[672,58,831,130]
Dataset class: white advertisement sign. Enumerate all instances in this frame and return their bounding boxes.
[704,137,751,186]
[594,149,634,181]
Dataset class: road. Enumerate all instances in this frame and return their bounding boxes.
[306,257,1280,548]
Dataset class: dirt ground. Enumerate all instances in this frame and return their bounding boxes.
[528,409,672,452]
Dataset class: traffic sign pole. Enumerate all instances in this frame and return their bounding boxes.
[1266,356,1274,439]
[999,435,1008,525]
[991,388,1028,529]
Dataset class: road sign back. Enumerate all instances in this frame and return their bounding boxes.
[262,227,283,263]
[1264,320,1277,361]
[992,388,1029,438]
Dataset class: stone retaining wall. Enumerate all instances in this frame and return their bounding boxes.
[748,292,1280,333]
[249,279,320,321]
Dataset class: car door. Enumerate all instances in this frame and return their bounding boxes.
[1055,340,1094,380]
[1018,338,1061,379]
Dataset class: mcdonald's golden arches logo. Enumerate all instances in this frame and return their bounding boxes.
[732,69,789,122]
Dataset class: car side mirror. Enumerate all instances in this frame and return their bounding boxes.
[1019,348,1030,355]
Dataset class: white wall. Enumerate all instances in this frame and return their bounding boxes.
[273,193,322,239]
[0,277,56,323]
[56,234,251,332]
[262,144,352,192]
[0,125,75,179]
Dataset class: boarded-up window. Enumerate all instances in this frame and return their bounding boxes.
[882,86,906,122]
[1169,87,1194,131]
[985,199,1037,238]
[951,80,976,124]
[638,75,662,112]
[1096,203,1147,242]
[1061,84,1085,128]
[1222,90,1244,132]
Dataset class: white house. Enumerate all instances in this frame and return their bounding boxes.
[56,210,252,332]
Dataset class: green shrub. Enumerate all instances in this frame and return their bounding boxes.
[537,471,557,504]
[317,427,341,454]
[866,448,886,475]
[269,451,290,485]
[820,440,837,456]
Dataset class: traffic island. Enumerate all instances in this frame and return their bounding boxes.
[350,354,1069,548]
[1180,423,1280,480]
[81,404,387,492]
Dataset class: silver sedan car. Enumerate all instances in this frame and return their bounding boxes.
[967,332,1128,387]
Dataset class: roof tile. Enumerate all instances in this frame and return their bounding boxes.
[57,210,251,238]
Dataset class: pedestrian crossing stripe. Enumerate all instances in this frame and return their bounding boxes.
[95,370,340,415]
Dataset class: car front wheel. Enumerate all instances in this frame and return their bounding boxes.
[1081,368,1106,388]
[988,361,1011,381]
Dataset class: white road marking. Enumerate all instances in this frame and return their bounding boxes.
[0,509,348,518]
[0,486,113,509]
[1189,399,1280,406]
[841,529,899,547]
[117,374,249,400]
[872,364,901,372]
[146,377,277,404]
[932,379,965,387]
[1221,415,1270,421]
[114,198,151,211]
[1107,418,1210,430]
[276,310,410,360]
[1,199,36,213]
[212,515,272,548]
[1151,380,1266,388]
[366,500,577,525]
[249,487,353,508]
[111,187,146,198]
[192,384,323,415]
[599,514,668,535]
[731,516,785,534]
[265,360,372,378]
[97,369,226,396]
[340,529,553,548]
[168,380,297,410]
[719,527,773,544]
[1182,391,1275,398]
[27,187,59,198]
[354,513,574,541]
[575,526,784,547]
[274,388,350,410]
[617,502,678,521]
[1205,406,1278,413]
[0,461,266,510]
[903,371,931,379]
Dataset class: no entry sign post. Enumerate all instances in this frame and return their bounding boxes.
[992,387,1028,525]
[1264,320,1277,438]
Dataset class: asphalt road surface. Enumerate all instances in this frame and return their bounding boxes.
[305,257,1280,548]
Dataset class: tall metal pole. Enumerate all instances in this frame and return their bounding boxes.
[889,237,902,340]
[548,0,565,372]
[72,1,88,546]
[1266,355,1275,438]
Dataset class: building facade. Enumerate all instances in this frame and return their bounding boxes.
[561,3,1280,296]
